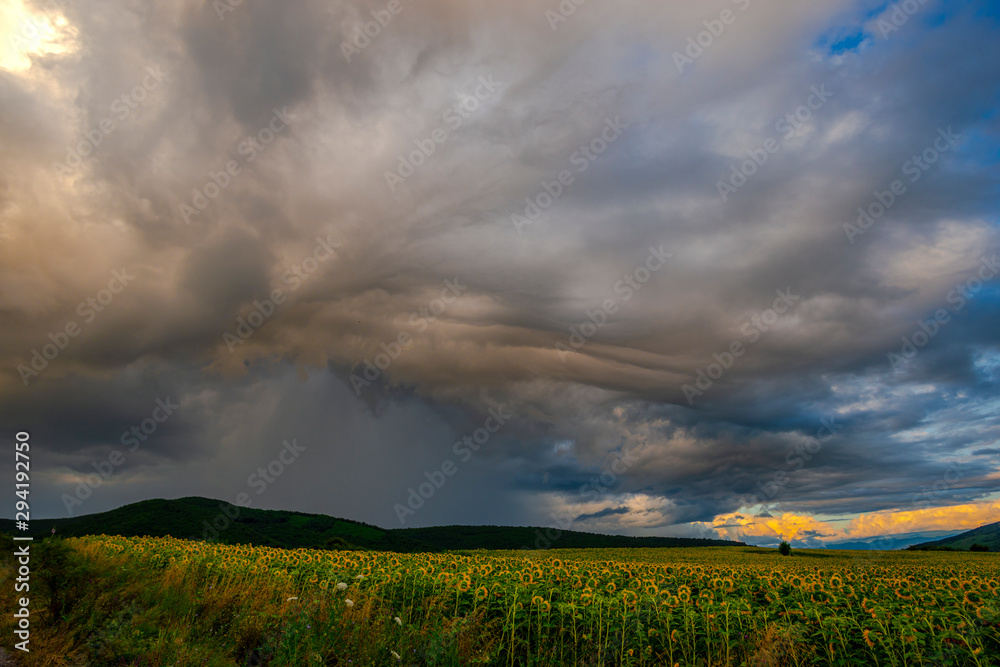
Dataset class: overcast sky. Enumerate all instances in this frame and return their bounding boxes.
[1,0,998,547]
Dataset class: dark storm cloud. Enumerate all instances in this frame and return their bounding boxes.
[1,0,998,538]
[575,506,630,522]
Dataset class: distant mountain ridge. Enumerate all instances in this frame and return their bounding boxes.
[0,497,745,552]
[823,530,963,551]
[909,521,1000,551]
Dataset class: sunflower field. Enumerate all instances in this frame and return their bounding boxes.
[4,535,998,666]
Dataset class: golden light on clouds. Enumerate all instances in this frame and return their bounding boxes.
[712,512,834,542]
[0,0,77,72]
[845,500,1000,538]
[711,499,1000,543]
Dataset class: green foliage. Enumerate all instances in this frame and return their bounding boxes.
[0,496,744,552]
[778,541,791,556]
[970,543,990,552]
[910,520,1000,552]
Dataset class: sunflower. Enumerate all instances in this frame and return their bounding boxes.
[963,590,982,606]
[810,591,834,604]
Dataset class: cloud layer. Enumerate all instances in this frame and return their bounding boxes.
[1,0,998,544]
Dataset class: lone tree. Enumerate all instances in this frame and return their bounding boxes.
[779,541,792,556]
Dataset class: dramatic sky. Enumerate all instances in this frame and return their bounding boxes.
[2,0,998,548]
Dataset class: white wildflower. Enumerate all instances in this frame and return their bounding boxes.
[394,616,402,626]
[345,599,354,607]
[336,582,348,591]
[391,650,401,660]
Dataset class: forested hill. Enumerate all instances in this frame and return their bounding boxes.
[2,496,745,552]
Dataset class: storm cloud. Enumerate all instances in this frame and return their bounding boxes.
[1,0,998,544]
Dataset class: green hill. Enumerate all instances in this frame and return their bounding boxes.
[1,496,744,551]
[909,521,1000,552]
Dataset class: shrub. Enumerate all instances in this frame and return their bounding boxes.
[970,543,990,552]
[778,541,791,556]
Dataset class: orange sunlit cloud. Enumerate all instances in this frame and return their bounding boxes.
[708,499,1000,544]
[711,512,837,542]
[845,500,1000,539]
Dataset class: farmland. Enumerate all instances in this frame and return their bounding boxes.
[2,536,998,666]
